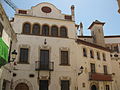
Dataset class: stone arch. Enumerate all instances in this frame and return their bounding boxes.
[13,79,33,90]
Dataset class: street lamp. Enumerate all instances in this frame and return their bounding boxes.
[11,50,17,62]
[78,66,84,76]
[10,50,17,90]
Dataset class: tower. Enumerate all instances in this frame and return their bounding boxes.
[80,22,83,36]
[88,20,105,47]
[71,5,75,21]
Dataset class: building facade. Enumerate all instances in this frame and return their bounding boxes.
[0,3,16,90]
[10,2,120,90]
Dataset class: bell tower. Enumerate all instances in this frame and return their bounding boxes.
[88,20,105,47]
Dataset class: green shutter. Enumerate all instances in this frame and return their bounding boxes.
[0,38,9,67]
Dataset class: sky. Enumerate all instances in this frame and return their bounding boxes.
[1,0,120,36]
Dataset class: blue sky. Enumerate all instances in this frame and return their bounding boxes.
[1,0,120,36]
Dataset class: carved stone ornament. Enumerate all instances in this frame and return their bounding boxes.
[41,6,52,13]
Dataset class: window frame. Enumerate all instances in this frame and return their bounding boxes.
[105,85,110,90]
[51,25,58,37]
[90,50,94,59]
[83,48,87,57]
[60,50,69,66]
[22,22,31,34]
[60,26,68,38]
[96,51,100,60]
[61,80,70,90]
[102,53,106,61]
[103,65,108,75]
[32,23,40,35]
[90,63,96,73]
[42,24,49,36]
[19,48,29,64]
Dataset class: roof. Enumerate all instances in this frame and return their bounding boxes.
[104,35,120,38]
[88,20,105,29]
[76,39,110,52]
[78,35,120,38]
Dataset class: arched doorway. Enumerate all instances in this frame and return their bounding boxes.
[91,85,97,90]
[15,83,29,90]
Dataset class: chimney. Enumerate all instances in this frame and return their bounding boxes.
[80,22,83,36]
[71,5,75,21]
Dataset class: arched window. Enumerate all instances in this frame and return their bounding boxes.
[42,25,49,36]
[60,26,67,37]
[23,23,31,34]
[32,24,40,35]
[51,26,58,37]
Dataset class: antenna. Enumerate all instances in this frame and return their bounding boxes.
[4,0,17,11]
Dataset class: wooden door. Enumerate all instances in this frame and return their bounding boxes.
[15,83,29,90]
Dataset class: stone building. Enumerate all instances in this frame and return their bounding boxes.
[10,2,120,90]
[0,3,16,90]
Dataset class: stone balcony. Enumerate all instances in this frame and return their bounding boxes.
[89,72,113,81]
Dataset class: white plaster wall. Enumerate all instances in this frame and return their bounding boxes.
[31,2,65,20]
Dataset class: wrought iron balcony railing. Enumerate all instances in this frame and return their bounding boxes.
[89,72,113,81]
[35,61,54,71]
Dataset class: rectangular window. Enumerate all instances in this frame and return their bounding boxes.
[90,50,94,58]
[39,80,48,90]
[19,48,29,63]
[40,50,49,70]
[0,22,3,37]
[103,53,106,61]
[97,52,100,60]
[83,48,87,57]
[105,85,110,90]
[61,51,69,65]
[61,80,70,90]
[103,65,108,74]
[90,63,96,73]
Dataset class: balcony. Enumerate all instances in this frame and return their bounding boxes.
[89,72,113,81]
[35,61,54,71]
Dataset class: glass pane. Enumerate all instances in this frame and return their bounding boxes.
[20,48,28,63]
[60,27,67,37]
[51,26,58,36]
[42,25,49,36]
[32,24,40,35]
[23,23,31,34]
